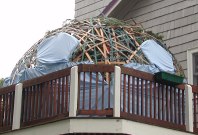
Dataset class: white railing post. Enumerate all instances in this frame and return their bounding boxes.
[113,66,121,117]
[69,66,78,117]
[185,84,193,132]
[12,83,23,130]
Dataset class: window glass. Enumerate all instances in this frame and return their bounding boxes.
[193,53,198,85]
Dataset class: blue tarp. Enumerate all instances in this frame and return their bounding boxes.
[140,40,175,73]
[4,32,80,86]
[36,32,79,65]
[123,63,160,74]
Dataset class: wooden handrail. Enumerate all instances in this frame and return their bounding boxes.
[23,67,71,88]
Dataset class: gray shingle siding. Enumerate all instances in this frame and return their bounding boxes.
[75,0,111,20]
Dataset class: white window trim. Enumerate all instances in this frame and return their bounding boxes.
[187,48,198,84]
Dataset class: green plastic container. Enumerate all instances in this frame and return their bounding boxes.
[154,72,184,86]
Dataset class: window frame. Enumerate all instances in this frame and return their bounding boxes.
[187,48,198,85]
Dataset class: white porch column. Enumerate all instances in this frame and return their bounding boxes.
[12,83,23,130]
[113,66,121,117]
[185,84,193,132]
[69,66,78,117]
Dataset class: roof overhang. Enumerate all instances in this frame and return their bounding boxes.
[101,0,138,19]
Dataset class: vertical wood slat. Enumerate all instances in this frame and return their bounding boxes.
[141,79,144,116]
[145,80,148,117]
[2,95,5,126]
[66,76,69,113]
[182,90,185,125]
[89,72,92,110]
[102,73,104,110]
[132,76,135,114]
[194,93,197,128]
[150,81,152,118]
[95,72,98,110]
[166,85,169,121]
[83,72,85,110]
[154,82,156,119]
[123,74,126,112]
[5,94,8,126]
[174,87,177,124]
[137,78,139,115]
[61,77,65,114]
[178,89,181,125]
[108,72,111,109]
[128,75,130,114]
[0,95,2,127]
[158,84,160,120]
[162,85,164,121]
[57,79,61,114]
[77,73,80,111]
[170,86,173,123]
[49,81,53,116]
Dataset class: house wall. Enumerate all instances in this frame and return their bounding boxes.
[75,0,112,20]
[74,0,198,79]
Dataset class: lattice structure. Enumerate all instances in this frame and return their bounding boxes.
[13,17,184,76]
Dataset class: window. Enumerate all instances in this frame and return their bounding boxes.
[193,53,198,85]
[187,48,198,85]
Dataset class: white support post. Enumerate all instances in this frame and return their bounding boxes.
[69,66,78,117]
[113,66,121,117]
[12,83,23,130]
[185,84,193,132]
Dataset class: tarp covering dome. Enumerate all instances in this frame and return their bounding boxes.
[4,17,184,86]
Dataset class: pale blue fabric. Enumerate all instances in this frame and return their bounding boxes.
[36,32,79,65]
[140,40,175,73]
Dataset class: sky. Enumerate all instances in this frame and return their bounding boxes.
[0,0,75,78]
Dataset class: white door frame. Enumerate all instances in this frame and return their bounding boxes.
[187,48,198,84]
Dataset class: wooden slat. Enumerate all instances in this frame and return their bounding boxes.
[82,72,85,110]
[174,87,177,124]
[137,78,139,115]
[121,67,154,81]
[145,80,148,117]
[23,67,70,88]
[102,73,104,110]
[178,89,181,125]
[132,76,135,114]
[158,84,161,120]
[89,72,92,110]
[162,85,164,121]
[150,81,153,118]
[66,76,69,112]
[123,74,126,112]
[78,64,114,72]
[95,72,98,110]
[154,82,156,119]
[108,72,111,109]
[166,85,169,121]
[182,90,185,125]
[141,79,144,116]
[170,86,173,123]
[128,75,130,113]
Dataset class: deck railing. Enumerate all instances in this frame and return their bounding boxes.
[77,64,114,116]
[21,67,71,127]
[120,67,186,131]
[0,85,15,132]
[0,64,197,133]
